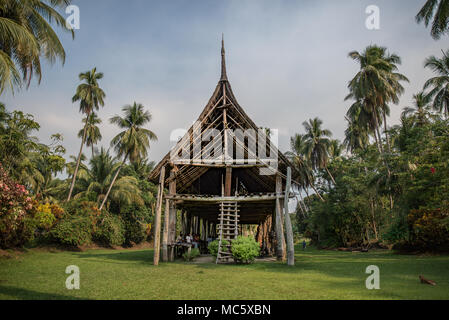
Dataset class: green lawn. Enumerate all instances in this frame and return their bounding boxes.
[0,245,448,300]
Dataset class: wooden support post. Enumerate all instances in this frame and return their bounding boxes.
[283,167,295,266]
[168,171,176,262]
[153,166,166,266]
[225,167,232,196]
[161,198,169,262]
[275,174,285,261]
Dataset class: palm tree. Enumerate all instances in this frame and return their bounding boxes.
[78,112,102,158]
[402,92,433,126]
[416,0,449,40]
[347,45,408,153]
[74,148,143,208]
[285,133,324,202]
[0,0,74,94]
[302,118,336,185]
[424,49,449,117]
[67,68,105,201]
[99,102,157,210]
[128,158,155,180]
[344,113,370,153]
[328,139,343,160]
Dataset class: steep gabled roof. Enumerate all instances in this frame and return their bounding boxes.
[149,40,292,191]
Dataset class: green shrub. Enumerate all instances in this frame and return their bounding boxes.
[231,236,260,264]
[182,247,200,261]
[93,214,125,247]
[208,239,229,257]
[121,206,148,245]
[406,208,449,251]
[50,215,92,247]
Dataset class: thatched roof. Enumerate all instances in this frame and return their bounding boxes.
[149,39,293,194]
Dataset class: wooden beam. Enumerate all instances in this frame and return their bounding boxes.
[153,166,166,266]
[283,167,295,266]
[225,167,232,196]
[165,194,282,202]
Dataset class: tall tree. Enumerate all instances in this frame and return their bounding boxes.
[416,0,449,40]
[0,0,74,94]
[302,117,336,185]
[74,147,143,208]
[99,102,157,210]
[67,68,105,201]
[424,49,449,117]
[78,112,102,158]
[285,133,324,202]
[347,45,408,153]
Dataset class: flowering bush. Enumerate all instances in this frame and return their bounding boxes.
[34,202,64,230]
[0,163,35,248]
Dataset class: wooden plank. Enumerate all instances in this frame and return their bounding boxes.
[225,167,232,196]
[165,194,282,202]
[153,166,166,266]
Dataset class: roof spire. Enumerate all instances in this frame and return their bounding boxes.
[220,34,228,81]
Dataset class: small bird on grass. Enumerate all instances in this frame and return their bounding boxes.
[419,275,436,286]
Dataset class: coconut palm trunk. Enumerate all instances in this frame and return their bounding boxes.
[99,153,128,210]
[309,182,325,202]
[67,110,91,201]
[324,165,336,184]
[383,111,391,153]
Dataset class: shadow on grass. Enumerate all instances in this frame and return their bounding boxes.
[0,285,86,300]
[73,249,154,265]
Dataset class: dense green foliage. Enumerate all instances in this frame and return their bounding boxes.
[0,97,158,249]
[93,213,125,247]
[50,214,93,247]
[207,239,229,258]
[292,48,449,252]
[231,236,260,264]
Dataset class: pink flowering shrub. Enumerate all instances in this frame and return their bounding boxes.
[0,163,36,248]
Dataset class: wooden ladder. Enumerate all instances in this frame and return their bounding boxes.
[216,201,239,264]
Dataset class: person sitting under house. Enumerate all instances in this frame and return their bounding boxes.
[192,234,200,249]
[185,233,192,245]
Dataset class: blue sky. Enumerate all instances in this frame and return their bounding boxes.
[2,0,447,165]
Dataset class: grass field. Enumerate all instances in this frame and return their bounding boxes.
[0,245,448,300]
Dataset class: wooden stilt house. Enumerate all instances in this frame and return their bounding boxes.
[150,39,294,265]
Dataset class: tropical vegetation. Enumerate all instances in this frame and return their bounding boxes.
[290,47,449,252]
